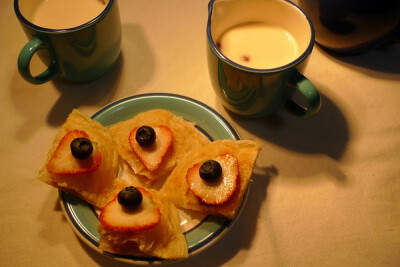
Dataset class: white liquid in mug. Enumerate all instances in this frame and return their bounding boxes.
[217,22,301,69]
[32,0,107,29]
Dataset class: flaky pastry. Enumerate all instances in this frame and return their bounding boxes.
[37,109,119,208]
[98,180,188,259]
[161,140,260,219]
[109,109,210,185]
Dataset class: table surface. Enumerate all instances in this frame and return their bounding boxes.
[1,0,399,266]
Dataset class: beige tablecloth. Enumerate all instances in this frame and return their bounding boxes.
[0,0,399,266]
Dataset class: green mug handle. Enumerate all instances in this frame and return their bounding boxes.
[284,72,322,119]
[18,36,58,84]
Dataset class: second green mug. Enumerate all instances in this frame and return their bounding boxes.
[207,0,321,118]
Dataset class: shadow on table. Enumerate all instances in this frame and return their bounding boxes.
[231,91,349,160]
[319,43,400,75]
[46,52,123,126]
[227,90,350,185]
[37,189,98,263]
[47,22,157,126]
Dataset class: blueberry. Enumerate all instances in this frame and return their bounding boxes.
[199,160,222,182]
[118,186,143,210]
[135,126,156,147]
[70,138,93,160]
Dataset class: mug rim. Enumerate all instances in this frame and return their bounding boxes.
[14,0,114,33]
[207,0,315,73]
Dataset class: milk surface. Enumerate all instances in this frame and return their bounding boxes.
[32,0,107,29]
[217,22,300,69]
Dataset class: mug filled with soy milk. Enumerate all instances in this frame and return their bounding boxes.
[15,0,121,84]
[207,0,321,118]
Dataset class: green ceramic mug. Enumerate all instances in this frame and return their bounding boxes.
[15,0,121,84]
[207,0,321,118]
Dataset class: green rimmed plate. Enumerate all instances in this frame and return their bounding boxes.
[59,93,246,265]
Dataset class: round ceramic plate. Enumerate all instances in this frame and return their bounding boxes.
[59,93,246,265]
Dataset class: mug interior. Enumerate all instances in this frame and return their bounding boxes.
[15,0,112,32]
[18,0,42,22]
[209,0,314,70]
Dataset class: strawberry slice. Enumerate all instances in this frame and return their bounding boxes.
[99,187,161,232]
[129,125,173,171]
[46,130,102,175]
[186,153,239,205]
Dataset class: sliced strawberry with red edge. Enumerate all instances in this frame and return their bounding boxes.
[129,125,173,171]
[186,153,239,205]
[46,130,102,175]
[99,187,161,232]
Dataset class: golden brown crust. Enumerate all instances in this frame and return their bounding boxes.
[161,140,260,219]
[37,109,119,208]
[37,108,260,259]
[98,179,188,259]
[109,109,210,185]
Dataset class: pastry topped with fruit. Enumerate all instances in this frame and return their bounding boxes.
[98,180,188,259]
[37,109,119,208]
[37,108,261,260]
[129,125,174,172]
[187,154,239,206]
[109,109,210,185]
[161,140,260,219]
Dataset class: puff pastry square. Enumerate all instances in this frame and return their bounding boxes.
[109,109,210,185]
[98,180,188,259]
[37,109,119,208]
[161,140,260,219]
